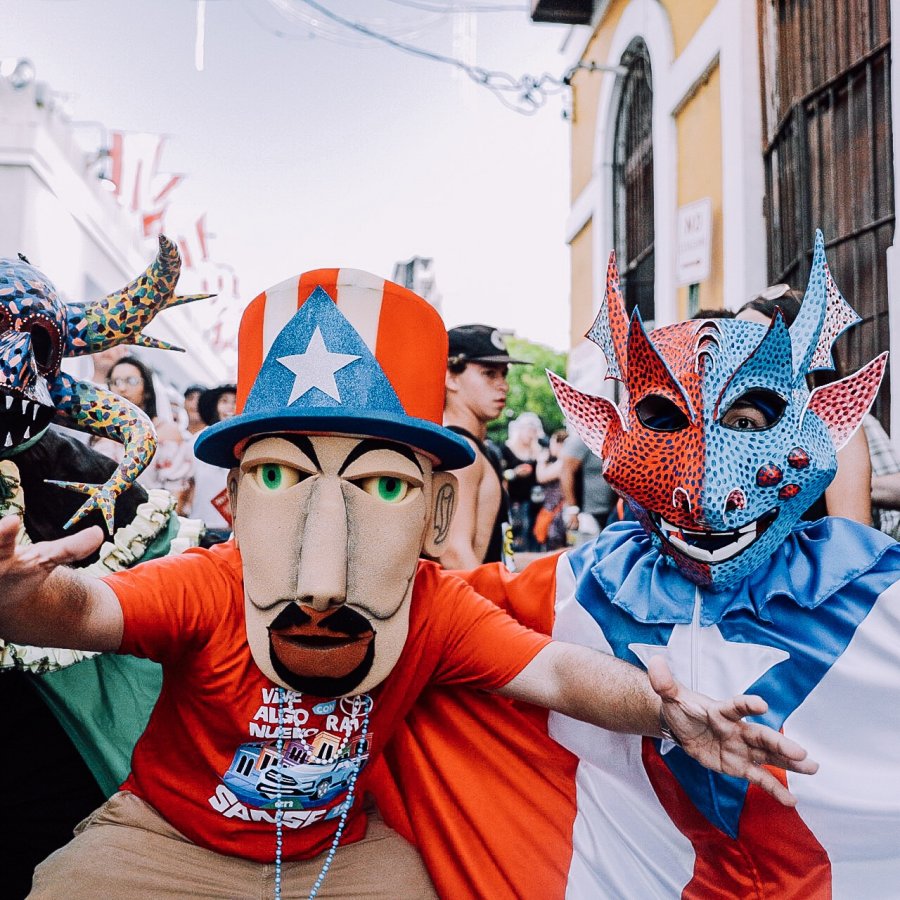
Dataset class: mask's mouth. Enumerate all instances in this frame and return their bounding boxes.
[0,388,55,450]
[267,603,374,682]
[651,508,779,564]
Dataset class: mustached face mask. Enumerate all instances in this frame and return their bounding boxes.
[550,231,887,590]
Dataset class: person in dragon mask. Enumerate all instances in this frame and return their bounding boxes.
[0,267,813,899]
[375,231,900,899]
[0,238,208,897]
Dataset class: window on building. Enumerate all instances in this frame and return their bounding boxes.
[612,38,655,323]
[759,0,893,424]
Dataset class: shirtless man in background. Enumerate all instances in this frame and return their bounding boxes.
[440,325,526,569]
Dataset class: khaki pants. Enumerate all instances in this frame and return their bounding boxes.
[30,791,437,899]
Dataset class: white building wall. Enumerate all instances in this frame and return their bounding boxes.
[0,74,228,389]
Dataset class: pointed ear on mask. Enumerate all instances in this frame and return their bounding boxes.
[227,468,240,543]
[803,352,888,450]
[423,470,457,557]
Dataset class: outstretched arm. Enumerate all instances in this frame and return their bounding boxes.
[498,641,817,807]
[0,515,123,651]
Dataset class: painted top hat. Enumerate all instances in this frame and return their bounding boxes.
[195,268,474,470]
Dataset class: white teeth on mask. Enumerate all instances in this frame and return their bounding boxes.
[21,399,28,415]
[656,515,759,563]
[3,395,11,410]
[32,404,38,420]
[22,426,30,440]
[3,433,11,447]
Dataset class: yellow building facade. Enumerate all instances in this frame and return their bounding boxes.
[561,0,766,394]
[548,0,897,433]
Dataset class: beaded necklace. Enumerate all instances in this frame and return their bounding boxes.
[274,686,371,900]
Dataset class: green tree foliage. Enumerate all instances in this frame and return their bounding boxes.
[487,336,567,444]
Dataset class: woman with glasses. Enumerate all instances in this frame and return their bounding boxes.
[101,356,194,513]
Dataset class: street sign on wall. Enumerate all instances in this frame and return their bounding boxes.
[676,198,712,286]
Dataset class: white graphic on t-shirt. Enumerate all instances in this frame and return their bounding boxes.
[207,688,372,830]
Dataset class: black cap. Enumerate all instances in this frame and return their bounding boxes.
[447,324,529,366]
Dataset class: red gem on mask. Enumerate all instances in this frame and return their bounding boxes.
[787,447,810,469]
[756,464,784,487]
[778,483,801,499]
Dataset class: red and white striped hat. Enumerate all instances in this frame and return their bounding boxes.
[195,268,474,470]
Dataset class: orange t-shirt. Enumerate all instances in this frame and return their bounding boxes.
[373,553,579,900]
[103,541,549,863]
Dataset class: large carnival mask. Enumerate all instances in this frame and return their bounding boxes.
[0,237,207,529]
[195,268,473,695]
[230,434,455,697]
[550,232,886,590]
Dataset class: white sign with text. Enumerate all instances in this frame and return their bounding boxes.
[676,198,712,286]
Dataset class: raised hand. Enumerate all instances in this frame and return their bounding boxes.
[648,654,818,807]
[0,514,103,613]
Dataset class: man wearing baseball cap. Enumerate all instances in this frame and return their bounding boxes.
[442,323,528,569]
[0,269,814,898]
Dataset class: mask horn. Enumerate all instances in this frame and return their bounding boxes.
[803,352,888,450]
[625,309,696,422]
[586,252,630,382]
[790,230,861,376]
[64,235,213,356]
[547,369,624,457]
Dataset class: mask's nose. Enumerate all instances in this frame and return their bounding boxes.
[296,476,347,612]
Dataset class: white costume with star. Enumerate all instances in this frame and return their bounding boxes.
[544,518,900,898]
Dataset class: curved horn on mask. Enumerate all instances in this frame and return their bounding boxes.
[586,252,630,382]
[790,230,861,377]
[625,309,696,424]
[64,234,213,356]
[46,372,157,532]
[547,369,624,458]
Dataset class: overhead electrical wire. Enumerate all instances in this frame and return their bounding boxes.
[283,0,591,114]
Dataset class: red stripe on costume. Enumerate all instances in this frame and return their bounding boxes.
[298,269,339,307]
[375,283,446,425]
[236,290,268,412]
[641,738,831,898]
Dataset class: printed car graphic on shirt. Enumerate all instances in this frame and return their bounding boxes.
[223,733,370,812]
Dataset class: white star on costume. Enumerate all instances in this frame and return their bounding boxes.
[629,624,789,753]
[276,327,361,404]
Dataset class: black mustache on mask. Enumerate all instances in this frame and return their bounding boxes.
[268,602,372,636]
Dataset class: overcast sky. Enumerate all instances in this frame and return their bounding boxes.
[3,0,573,349]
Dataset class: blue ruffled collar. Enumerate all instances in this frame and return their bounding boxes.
[584,518,897,625]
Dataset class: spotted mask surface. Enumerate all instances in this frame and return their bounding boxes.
[550,230,887,590]
[0,236,210,530]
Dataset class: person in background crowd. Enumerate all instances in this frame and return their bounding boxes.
[862,416,900,539]
[100,355,194,514]
[501,412,545,553]
[559,430,615,535]
[532,428,568,551]
[441,324,527,569]
[183,384,207,435]
[736,286,872,524]
[187,384,237,541]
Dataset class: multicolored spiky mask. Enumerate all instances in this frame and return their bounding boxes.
[0,236,208,530]
[551,232,887,590]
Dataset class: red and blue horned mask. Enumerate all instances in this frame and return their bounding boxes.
[550,231,887,590]
[0,236,208,530]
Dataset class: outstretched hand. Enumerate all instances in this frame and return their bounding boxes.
[648,655,818,807]
[0,514,103,607]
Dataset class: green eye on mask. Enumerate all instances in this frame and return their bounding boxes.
[253,463,301,492]
[358,475,410,503]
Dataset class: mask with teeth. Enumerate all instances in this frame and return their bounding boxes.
[0,237,210,531]
[550,231,887,590]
